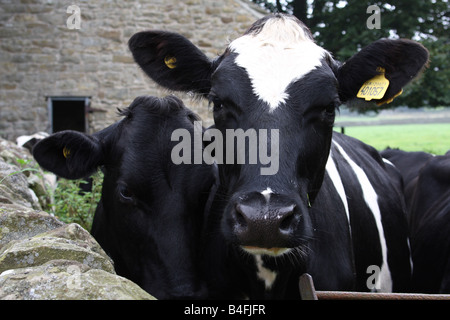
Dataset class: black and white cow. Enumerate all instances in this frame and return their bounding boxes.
[382,149,450,293]
[16,132,49,153]
[129,14,428,298]
[32,95,215,299]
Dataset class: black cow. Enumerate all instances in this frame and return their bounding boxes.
[380,148,434,189]
[32,95,215,299]
[382,149,450,293]
[129,14,428,298]
[381,148,434,210]
[409,153,450,293]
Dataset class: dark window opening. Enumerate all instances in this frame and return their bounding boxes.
[47,97,90,133]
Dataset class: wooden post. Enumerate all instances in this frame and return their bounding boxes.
[299,273,318,300]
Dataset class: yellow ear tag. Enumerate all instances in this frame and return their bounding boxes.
[63,146,71,159]
[376,89,403,106]
[357,67,390,101]
[164,56,177,69]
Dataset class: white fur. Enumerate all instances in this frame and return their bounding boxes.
[242,246,290,256]
[260,187,273,202]
[325,150,350,223]
[333,140,393,292]
[382,158,395,167]
[16,131,49,147]
[229,16,328,111]
[255,255,277,290]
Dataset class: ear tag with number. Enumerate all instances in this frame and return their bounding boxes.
[357,67,389,101]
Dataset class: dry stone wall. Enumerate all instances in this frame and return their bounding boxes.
[0,0,265,140]
[0,136,155,299]
[0,206,155,300]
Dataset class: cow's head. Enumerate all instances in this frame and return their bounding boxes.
[33,96,214,299]
[129,14,428,257]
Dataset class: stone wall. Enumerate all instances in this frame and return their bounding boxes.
[0,0,265,140]
[0,136,155,299]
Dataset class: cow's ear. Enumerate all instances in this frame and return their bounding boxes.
[128,31,213,96]
[32,130,103,179]
[336,39,429,105]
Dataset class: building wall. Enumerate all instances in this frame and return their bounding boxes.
[0,0,265,140]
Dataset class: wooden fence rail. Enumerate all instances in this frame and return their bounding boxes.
[299,273,450,300]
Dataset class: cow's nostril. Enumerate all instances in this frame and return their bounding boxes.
[234,204,248,227]
[278,205,296,231]
[279,212,295,231]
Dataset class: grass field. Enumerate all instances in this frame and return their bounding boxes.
[333,123,450,155]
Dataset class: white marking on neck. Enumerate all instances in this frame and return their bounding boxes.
[325,150,350,223]
[255,254,277,290]
[333,140,392,292]
[382,158,395,167]
[261,187,273,202]
[229,16,328,111]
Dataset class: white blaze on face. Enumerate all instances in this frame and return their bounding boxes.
[229,16,328,111]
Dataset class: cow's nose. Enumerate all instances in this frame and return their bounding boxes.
[232,201,298,249]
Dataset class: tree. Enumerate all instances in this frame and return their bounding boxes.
[250,0,450,109]
[396,37,450,108]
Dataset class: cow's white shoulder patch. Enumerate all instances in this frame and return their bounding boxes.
[229,16,328,111]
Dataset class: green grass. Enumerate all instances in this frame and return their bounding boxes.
[334,123,450,155]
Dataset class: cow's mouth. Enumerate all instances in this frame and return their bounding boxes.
[241,246,291,256]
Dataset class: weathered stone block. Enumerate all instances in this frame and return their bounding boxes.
[96,29,122,42]
[0,235,115,274]
[0,260,155,300]
[112,55,134,64]
[0,205,64,250]
[0,162,41,210]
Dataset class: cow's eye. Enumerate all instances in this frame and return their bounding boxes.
[213,100,224,112]
[208,95,224,112]
[325,102,336,115]
[118,182,134,204]
[321,101,339,126]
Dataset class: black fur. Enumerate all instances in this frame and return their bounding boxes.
[32,130,103,179]
[33,95,215,299]
[336,39,429,104]
[127,13,424,299]
[383,150,450,293]
[128,31,213,95]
